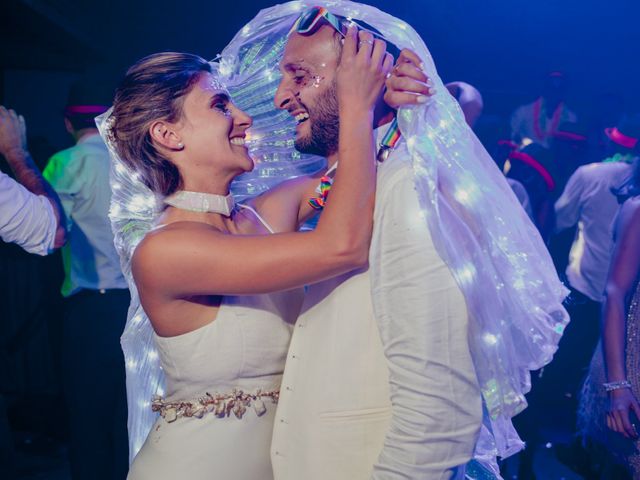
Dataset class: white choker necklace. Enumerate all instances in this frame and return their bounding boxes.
[164,190,235,216]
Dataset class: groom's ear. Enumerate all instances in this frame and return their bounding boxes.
[149,120,183,151]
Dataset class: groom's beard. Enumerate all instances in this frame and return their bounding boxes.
[294,80,340,158]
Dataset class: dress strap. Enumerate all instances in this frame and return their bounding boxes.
[237,204,275,234]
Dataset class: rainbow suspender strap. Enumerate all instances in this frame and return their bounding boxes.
[376,117,401,162]
[308,118,401,210]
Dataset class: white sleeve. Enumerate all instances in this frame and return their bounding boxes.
[554,167,585,232]
[0,171,56,255]
[370,165,482,479]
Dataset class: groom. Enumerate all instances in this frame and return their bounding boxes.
[267,6,482,479]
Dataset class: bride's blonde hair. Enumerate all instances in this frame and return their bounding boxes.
[111,52,212,196]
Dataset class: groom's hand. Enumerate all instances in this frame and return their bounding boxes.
[384,48,434,108]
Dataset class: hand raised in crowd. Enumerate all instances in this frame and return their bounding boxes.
[384,48,435,108]
[0,105,66,248]
[0,106,28,159]
[336,26,394,114]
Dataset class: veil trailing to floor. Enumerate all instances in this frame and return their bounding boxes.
[101,1,569,476]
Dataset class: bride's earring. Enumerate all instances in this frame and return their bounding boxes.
[177,142,184,150]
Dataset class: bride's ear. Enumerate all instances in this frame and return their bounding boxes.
[149,120,184,151]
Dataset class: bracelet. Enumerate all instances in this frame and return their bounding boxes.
[603,380,632,392]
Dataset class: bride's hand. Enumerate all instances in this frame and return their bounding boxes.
[607,388,640,439]
[384,48,434,108]
[336,26,393,116]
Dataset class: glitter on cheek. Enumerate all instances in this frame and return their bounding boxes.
[311,75,324,88]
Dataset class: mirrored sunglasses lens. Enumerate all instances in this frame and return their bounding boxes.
[297,8,321,32]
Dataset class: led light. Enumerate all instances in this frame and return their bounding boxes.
[456,262,476,285]
[483,333,499,346]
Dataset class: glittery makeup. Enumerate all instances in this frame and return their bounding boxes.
[311,75,324,88]
[206,75,227,92]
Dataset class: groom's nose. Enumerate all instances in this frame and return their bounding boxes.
[274,80,293,110]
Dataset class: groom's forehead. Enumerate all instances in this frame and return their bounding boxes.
[280,28,339,69]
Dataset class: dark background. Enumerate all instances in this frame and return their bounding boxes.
[1,0,639,161]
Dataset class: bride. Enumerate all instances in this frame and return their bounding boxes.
[107,26,392,479]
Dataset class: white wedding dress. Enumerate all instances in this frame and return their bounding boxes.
[127,288,303,480]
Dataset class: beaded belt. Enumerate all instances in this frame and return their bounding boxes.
[151,388,279,423]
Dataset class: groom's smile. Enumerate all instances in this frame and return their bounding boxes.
[275,25,341,158]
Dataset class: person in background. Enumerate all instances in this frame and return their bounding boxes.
[549,120,590,190]
[578,155,640,479]
[538,116,638,478]
[43,80,129,480]
[0,105,66,480]
[445,81,483,129]
[587,92,626,164]
[0,106,66,254]
[545,120,591,278]
[507,143,560,242]
[511,71,577,149]
[554,116,637,394]
[555,115,639,340]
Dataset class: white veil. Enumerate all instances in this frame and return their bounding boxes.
[100,1,569,475]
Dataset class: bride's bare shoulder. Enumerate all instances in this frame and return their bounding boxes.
[132,222,223,280]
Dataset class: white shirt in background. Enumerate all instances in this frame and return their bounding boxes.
[44,132,126,296]
[0,170,56,255]
[555,161,633,302]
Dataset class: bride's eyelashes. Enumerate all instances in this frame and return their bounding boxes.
[210,94,232,116]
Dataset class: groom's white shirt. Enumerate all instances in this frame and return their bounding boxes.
[271,128,482,480]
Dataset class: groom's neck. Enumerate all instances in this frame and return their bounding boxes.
[326,107,396,169]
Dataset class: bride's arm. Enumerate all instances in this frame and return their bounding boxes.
[248,172,322,233]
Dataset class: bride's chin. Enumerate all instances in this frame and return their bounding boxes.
[244,155,256,172]
[227,152,255,174]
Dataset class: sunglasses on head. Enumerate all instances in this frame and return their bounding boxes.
[291,6,385,41]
